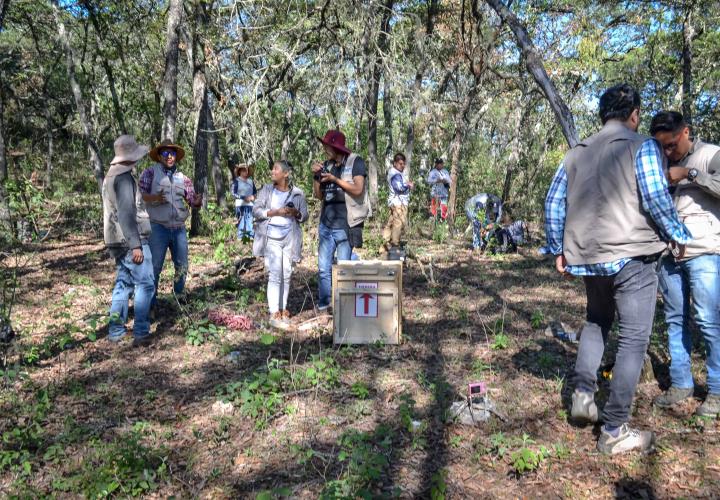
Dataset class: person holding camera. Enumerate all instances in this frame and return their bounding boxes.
[252,160,308,330]
[311,130,370,311]
[427,158,451,222]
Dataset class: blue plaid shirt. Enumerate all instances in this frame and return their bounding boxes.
[545,138,692,276]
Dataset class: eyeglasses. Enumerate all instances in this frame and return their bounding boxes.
[160,150,177,159]
[660,130,686,154]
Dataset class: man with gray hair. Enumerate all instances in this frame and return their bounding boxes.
[545,84,691,454]
[102,135,155,347]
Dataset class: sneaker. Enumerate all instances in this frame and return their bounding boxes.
[695,393,720,418]
[597,424,655,455]
[269,312,290,331]
[653,386,694,408]
[317,304,331,312]
[131,336,152,348]
[571,389,599,424]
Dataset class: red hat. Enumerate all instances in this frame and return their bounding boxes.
[317,130,351,155]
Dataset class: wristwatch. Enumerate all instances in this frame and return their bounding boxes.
[687,168,699,183]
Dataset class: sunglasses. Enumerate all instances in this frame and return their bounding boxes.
[160,150,177,159]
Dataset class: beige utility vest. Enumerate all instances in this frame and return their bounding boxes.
[563,121,666,265]
[102,170,151,249]
[672,140,720,260]
[340,153,372,228]
[146,164,190,227]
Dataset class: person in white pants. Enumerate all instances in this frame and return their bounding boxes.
[252,161,309,329]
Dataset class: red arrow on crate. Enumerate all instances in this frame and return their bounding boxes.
[360,293,373,315]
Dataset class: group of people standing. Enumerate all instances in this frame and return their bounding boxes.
[546,83,720,455]
[99,83,718,457]
[100,129,372,335]
[102,137,201,346]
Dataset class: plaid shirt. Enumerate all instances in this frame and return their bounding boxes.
[545,138,692,276]
[139,165,198,205]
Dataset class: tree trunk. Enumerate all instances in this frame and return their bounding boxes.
[447,86,479,226]
[404,0,438,177]
[81,0,127,134]
[0,87,11,238]
[53,3,105,191]
[280,94,294,161]
[189,2,209,236]
[484,0,579,147]
[404,71,422,178]
[44,106,53,188]
[161,0,183,142]
[207,102,227,209]
[382,76,394,171]
[681,5,695,125]
[0,0,9,30]
[448,125,462,225]
[364,0,395,207]
[191,87,209,236]
[501,98,530,203]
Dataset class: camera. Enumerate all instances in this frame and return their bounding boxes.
[467,382,486,402]
[285,201,295,209]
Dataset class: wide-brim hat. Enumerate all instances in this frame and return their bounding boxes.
[317,130,351,155]
[149,139,185,162]
[110,135,149,165]
[234,163,255,177]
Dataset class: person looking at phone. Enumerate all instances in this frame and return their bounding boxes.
[311,130,370,312]
[252,160,308,329]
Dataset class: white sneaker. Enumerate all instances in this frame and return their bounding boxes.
[269,312,290,331]
[597,424,654,455]
[571,389,599,424]
[317,304,331,312]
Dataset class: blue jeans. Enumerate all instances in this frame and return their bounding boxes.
[318,222,351,308]
[109,244,155,340]
[148,222,189,303]
[236,206,254,240]
[658,254,720,394]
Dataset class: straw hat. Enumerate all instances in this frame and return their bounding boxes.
[149,139,185,162]
[234,163,255,177]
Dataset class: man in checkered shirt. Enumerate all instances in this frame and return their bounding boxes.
[544,84,691,455]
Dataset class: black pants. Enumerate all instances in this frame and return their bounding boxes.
[574,258,659,427]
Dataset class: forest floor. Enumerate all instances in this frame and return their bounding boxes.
[1,214,719,499]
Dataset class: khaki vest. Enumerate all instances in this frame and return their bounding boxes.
[563,121,666,265]
[340,153,372,227]
[672,140,720,259]
[146,164,190,227]
[102,171,151,250]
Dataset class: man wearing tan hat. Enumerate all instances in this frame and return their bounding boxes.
[139,139,202,306]
[102,135,155,347]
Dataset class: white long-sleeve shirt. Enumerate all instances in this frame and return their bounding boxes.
[427,168,451,199]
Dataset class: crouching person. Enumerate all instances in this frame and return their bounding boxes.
[253,160,308,330]
[102,135,155,347]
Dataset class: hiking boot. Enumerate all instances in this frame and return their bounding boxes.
[281,310,291,320]
[653,386,694,408]
[597,424,655,455]
[131,336,152,348]
[695,393,720,418]
[269,312,290,331]
[571,389,599,424]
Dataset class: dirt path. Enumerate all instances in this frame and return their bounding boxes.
[1,232,719,498]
